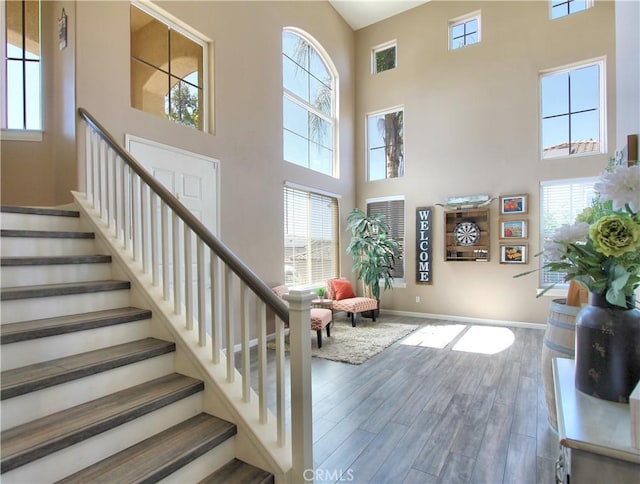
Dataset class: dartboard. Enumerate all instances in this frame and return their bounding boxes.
[454,221,480,246]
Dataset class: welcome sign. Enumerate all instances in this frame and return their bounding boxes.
[416,207,433,284]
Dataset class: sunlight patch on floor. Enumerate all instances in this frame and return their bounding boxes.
[452,325,515,355]
[400,324,467,349]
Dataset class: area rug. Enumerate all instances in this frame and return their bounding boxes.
[269,316,420,365]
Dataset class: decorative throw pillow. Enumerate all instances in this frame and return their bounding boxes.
[332,279,356,300]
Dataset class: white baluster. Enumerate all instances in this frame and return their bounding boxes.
[225,266,234,383]
[99,140,107,221]
[141,183,150,274]
[197,239,206,346]
[151,193,159,286]
[185,228,194,330]
[107,148,116,232]
[131,175,140,262]
[92,132,99,210]
[275,315,285,447]
[115,156,124,242]
[241,282,250,403]
[211,254,221,364]
[85,126,92,201]
[123,166,131,252]
[173,213,182,315]
[161,202,170,300]
[257,300,267,424]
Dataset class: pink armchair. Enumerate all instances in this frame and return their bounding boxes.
[271,285,333,348]
[326,278,378,327]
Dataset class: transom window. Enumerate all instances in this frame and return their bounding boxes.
[367,108,404,181]
[282,29,336,177]
[2,0,41,134]
[130,2,207,130]
[540,178,596,286]
[366,197,405,280]
[449,12,481,50]
[284,185,339,287]
[372,41,396,74]
[540,60,604,159]
[551,0,594,20]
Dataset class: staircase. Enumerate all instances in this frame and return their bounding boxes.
[0,206,274,483]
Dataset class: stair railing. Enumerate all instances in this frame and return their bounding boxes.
[78,108,313,482]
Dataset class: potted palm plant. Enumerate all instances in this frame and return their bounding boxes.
[346,208,400,316]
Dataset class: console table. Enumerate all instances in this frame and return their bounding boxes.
[553,357,640,483]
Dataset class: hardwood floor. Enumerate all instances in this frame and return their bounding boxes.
[245,315,559,483]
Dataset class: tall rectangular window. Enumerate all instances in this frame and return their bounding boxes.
[551,0,593,19]
[449,12,481,50]
[130,2,207,131]
[2,0,41,132]
[284,185,339,287]
[540,60,604,158]
[540,178,596,286]
[366,197,405,280]
[367,108,404,181]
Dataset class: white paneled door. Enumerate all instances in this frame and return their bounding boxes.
[125,135,220,317]
[125,134,219,237]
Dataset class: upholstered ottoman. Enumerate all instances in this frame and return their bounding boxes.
[310,308,332,348]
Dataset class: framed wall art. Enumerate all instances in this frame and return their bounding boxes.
[500,244,527,264]
[500,194,527,215]
[500,219,527,239]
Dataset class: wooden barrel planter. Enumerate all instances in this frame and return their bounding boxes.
[542,298,580,430]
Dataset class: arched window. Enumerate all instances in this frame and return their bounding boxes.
[282,29,337,177]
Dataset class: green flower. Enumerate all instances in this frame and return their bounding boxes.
[589,214,640,258]
[575,207,596,224]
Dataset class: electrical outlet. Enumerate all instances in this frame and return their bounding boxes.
[415,296,421,303]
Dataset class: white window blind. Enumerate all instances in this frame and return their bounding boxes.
[367,198,405,279]
[284,186,339,287]
[540,178,596,285]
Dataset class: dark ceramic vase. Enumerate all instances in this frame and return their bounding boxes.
[574,292,640,403]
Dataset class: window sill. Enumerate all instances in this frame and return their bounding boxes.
[1,129,43,142]
[536,287,568,298]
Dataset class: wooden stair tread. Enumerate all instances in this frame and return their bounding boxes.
[0,280,130,301]
[198,458,274,484]
[1,307,152,344]
[57,413,237,483]
[1,338,175,400]
[0,373,203,474]
[0,206,80,218]
[0,229,94,239]
[0,255,112,266]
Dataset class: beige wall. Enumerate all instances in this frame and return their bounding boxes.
[1,1,623,324]
[74,0,355,286]
[354,1,616,324]
[1,0,76,206]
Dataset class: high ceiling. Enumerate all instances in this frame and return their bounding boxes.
[329,0,430,30]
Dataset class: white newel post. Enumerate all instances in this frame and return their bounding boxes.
[283,289,314,483]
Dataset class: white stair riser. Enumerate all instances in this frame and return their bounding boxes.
[1,263,112,287]
[1,319,151,370]
[1,212,81,232]
[1,393,203,483]
[1,353,175,431]
[1,237,97,257]
[160,435,236,484]
[1,290,130,324]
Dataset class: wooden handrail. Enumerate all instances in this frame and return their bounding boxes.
[78,108,289,323]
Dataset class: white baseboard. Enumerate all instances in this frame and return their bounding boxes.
[381,309,545,330]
